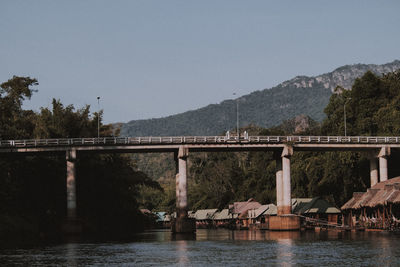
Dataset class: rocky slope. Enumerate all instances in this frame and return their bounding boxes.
[120,60,400,137]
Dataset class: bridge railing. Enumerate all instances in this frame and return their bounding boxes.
[1,135,400,148]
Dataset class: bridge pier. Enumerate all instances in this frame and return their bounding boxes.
[63,149,82,234]
[378,147,390,182]
[172,146,195,233]
[379,156,388,182]
[369,157,378,187]
[281,146,292,215]
[271,146,300,230]
[275,152,283,214]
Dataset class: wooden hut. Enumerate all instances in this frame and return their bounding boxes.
[212,209,237,228]
[341,177,400,230]
[248,204,277,229]
[292,198,341,227]
[229,198,261,229]
[193,209,218,228]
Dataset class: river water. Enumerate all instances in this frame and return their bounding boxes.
[1,229,400,266]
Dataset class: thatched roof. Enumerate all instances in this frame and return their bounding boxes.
[372,177,400,189]
[341,177,400,210]
[364,189,392,208]
[353,189,380,209]
[341,192,364,210]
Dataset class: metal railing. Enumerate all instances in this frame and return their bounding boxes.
[0,135,400,148]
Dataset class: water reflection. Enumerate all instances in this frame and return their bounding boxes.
[176,240,189,266]
[195,229,301,241]
[65,242,78,267]
[2,230,400,266]
[267,231,300,241]
[276,238,294,267]
[172,232,196,241]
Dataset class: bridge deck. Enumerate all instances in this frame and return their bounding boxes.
[1,136,399,153]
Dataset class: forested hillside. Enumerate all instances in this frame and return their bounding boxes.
[121,60,400,137]
[139,70,400,213]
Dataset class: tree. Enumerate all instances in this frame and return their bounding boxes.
[0,76,38,139]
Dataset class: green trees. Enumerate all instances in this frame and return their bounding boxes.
[323,71,400,136]
[0,76,38,139]
[149,70,400,210]
[292,71,400,206]
[0,76,160,243]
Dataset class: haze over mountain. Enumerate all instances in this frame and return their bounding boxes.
[120,60,400,137]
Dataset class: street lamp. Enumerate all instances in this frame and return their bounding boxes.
[344,97,351,136]
[233,93,239,139]
[97,96,100,139]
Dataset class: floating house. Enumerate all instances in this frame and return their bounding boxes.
[229,198,262,229]
[192,209,218,228]
[212,209,237,228]
[248,204,277,229]
[292,198,341,225]
[154,212,171,228]
[341,177,400,230]
[247,198,340,229]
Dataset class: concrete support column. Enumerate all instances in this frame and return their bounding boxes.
[270,146,300,231]
[378,147,390,182]
[172,146,195,233]
[369,157,378,187]
[66,149,77,220]
[275,152,284,215]
[177,148,188,218]
[379,156,388,182]
[281,145,293,215]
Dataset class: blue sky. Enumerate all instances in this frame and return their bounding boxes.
[1,1,399,123]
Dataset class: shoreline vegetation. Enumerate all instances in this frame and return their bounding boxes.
[2,70,400,246]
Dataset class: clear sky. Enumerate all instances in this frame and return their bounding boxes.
[1,1,399,123]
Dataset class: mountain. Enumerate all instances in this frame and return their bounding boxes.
[120,60,400,137]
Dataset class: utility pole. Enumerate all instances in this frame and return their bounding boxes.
[233,93,239,140]
[344,97,351,136]
[97,96,100,139]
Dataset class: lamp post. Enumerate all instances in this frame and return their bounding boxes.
[233,93,239,139]
[344,97,351,136]
[97,96,100,139]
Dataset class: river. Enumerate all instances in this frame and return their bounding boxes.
[1,229,400,266]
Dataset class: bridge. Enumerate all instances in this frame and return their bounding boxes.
[1,135,397,231]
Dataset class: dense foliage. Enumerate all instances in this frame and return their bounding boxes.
[0,76,160,244]
[2,69,400,242]
[141,70,400,212]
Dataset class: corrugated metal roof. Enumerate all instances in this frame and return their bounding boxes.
[293,197,340,214]
[229,199,261,215]
[193,209,218,220]
[248,204,277,218]
[265,204,277,215]
[213,209,236,220]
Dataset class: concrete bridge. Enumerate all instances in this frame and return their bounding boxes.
[1,135,398,231]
